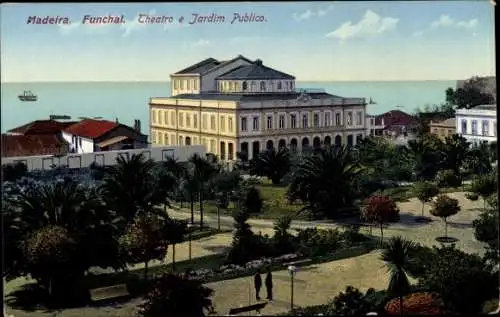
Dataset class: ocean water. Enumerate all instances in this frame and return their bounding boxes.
[1,81,455,134]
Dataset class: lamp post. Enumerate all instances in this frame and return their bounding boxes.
[187,222,193,262]
[287,265,297,312]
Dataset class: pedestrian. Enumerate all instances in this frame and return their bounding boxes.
[265,268,273,301]
[254,270,262,300]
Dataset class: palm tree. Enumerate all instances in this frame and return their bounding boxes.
[439,134,470,173]
[181,170,199,224]
[406,139,441,181]
[288,145,364,219]
[465,142,493,175]
[381,237,417,316]
[189,154,219,229]
[101,153,162,223]
[163,219,187,271]
[251,147,291,184]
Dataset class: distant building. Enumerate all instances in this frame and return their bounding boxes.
[457,76,496,103]
[62,119,148,153]
[2,118,148,158]
[429,118,456,140]
[150,55,368,161]
[455,105,497,144]
[371,110,420,137]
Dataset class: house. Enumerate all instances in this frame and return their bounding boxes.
[6,119,76,136]
[372,110,420,137]
[429,118,456,140]
[455,105,497,144]
[62,119,148,153]
[1,134,68,158]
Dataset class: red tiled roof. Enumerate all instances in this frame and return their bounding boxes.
[7,120,76,135]
[64,119,118,139]
[375,110,417,127]
[1,134,69,158]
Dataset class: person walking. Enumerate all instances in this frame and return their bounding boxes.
[254,271,262,301]
[265,268,273,301]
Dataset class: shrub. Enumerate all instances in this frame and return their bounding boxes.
[243,186,263,214]
[385,292,443,315]
[429,195,460,237]
[328,286,375,315]
[465,193,479,201]
[436,169,461,188]
[295,228,342,257]
[271,215,296,255]
[414,181,440,217]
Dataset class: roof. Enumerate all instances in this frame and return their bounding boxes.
[1,134,68,158]
[7,120,76,135]
[216,59,295,80]
[430,118,456,127]
[162,92,340,102]
[97,136,129,148]
[375,110,418,126]
[173,55,256,75]
[64,119,118,139]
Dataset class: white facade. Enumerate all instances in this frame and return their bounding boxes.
[455,105,497,144]
[61,131,94,153]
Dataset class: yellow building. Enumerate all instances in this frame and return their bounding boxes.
[429,118,456,140]
[149,55,367,161]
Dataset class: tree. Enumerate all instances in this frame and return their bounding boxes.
[417,245,497,314]
[436,169,461,188]
[226,209,262,264]
[362,195,400,244]
[429,195,460,238]
[163,219,187,271]
[380,237,417,316]
[473,197,499,268]
[210,170,241,229]
[439,134,470,173]
[181,170,199,224]
[446,76,495,109]
[189,154,219,229]
[328,286,375,315]
[414,182,440,217]
[272,215,295,255]
[251,147,291,184]
[465,142,493,175]
[138,273,215,317]
[288,146,364,219]
[406,139,441,181]
[243,186,263,214]
[470,174,498,209]
[119,213,167,279]
[2,161,28,182]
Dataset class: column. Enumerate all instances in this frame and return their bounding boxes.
[248,141,253,161]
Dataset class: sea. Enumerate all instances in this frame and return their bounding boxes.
[1,81,456,134]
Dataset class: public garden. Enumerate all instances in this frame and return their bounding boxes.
[2,133,499,317]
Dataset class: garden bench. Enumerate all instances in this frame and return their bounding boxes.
[228,302,267,315]
[90,283,130,302]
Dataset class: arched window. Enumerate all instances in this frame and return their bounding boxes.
[260,81,266,91]
[242,81,248,90]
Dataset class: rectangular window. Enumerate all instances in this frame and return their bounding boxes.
[252,117,259,130]
[187,80,191,89]
[151,130,156,143]
[179,113,184,127]
[171,134,176,145]
[164,111,168,126]
[279,115,285,129]
[335,112,341,126]
[302,114,308,128]
[241,117,247,131]
[202,114,207,129]
[461,119,467,134]
[194,80,199,90]
[152,110,157,124]
[158,132,163,144]
[267,116,273,129]
[174,80,179,89]
[228,117,233,132]
[471,120,478,135]
[158,111,163,125]
[220,116,226,132]
[356,111,363,125]
[210,140,215,153]
[186,114,191,127]
[347,112,353,126]
[291,114,297,128]
[313,113,319,127]
[482,120,489,136]
[324,112,331,127]
[171,112,176,126]
[211,115,216,130]
[180,80,185,89]
[164,133,168,145]
[193,114,198,128]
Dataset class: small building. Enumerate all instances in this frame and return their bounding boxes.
[429,118,456,140]
[62,119,148,153]
[1,134,69,158]
[455,105,497,144]
[372,110,420,137]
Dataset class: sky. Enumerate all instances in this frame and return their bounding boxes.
[0,1,496,82]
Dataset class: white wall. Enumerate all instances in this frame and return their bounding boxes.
[2,145,206,171]
[456,110,497,143]
[61,131,94,153]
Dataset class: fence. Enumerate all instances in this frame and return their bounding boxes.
[2,145,206,171]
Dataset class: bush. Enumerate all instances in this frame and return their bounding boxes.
[385,292,443,315]
[436,169,461,188]
[243,186,263,214]
[295,228,342,257]
[329,286,376,315]
[465,193,479,201]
